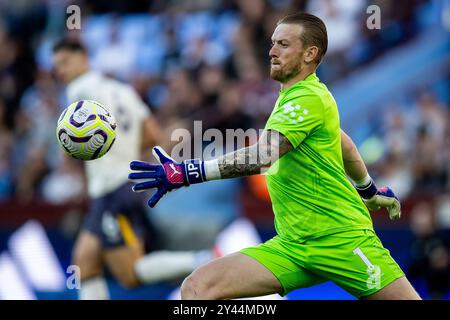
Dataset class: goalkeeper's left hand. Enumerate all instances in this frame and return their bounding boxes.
[355,180,401,220]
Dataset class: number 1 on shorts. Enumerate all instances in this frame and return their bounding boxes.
[353,247,375,270]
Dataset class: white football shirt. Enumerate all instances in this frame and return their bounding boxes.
[66,71,150,198]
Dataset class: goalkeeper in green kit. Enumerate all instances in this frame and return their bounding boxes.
[129,12,421,300]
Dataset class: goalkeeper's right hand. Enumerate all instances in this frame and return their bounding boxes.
[129,146,208,207]
[355,180,401,220]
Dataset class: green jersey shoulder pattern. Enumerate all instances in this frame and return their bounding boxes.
[265,73,373,241]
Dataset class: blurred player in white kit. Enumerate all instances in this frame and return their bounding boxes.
[52,38,214,299]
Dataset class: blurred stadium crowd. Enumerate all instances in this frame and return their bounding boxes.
[0,0,449,298]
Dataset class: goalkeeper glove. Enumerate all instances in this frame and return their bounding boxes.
[129,146,215,207]
[355,177,401,220]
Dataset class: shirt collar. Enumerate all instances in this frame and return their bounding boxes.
[280,72,318,94]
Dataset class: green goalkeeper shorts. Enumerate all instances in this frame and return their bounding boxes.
[240,228,404,298]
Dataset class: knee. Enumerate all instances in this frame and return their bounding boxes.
[104,258,141,289]
[114,269,140,289]
[72,245,102,280]
[181,273,220,300]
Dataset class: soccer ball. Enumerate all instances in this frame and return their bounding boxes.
[56,100,117,160]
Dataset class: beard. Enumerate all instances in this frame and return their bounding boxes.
[270,59,303,83]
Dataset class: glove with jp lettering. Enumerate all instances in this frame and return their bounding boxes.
[129,146,207,207]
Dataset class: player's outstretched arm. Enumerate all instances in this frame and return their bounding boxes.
[340,129,401,220]
[216,129,293,179]
[129,130,292,207]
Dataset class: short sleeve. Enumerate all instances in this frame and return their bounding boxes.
[120,85,151,119]
[265,93,323,148]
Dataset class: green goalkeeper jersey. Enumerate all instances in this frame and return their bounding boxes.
[265,73,373,241]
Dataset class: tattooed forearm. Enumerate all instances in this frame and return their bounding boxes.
[217,130,293,179]
[217,144,262,179]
